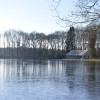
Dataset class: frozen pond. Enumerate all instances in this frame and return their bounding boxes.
[0,59,100,100]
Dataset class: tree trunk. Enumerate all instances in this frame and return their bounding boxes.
[88,31,97,59]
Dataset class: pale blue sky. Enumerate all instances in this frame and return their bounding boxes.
[0,0,74,34]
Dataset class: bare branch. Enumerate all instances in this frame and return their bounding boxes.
[54,0,100,26]
[56,0,61,9]
[89,0,99,9]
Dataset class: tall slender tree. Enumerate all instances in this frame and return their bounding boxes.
[65,27,75,53]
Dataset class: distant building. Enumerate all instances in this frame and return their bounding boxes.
[66,50,88,59]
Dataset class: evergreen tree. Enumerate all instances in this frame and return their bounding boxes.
[65,27,75,53]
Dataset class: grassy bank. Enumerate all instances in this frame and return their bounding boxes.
[58,59,100,62]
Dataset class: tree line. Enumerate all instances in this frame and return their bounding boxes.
[2,30,67,59]
[0,26,99,59]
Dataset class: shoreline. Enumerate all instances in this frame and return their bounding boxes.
[57,59,100,62]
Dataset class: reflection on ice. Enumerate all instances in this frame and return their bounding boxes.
[0,59,99,100]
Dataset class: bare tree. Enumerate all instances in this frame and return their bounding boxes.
[2,29,67,59]
[53,0,100,58]
[85,25,97,58]
[53,0,100,26]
